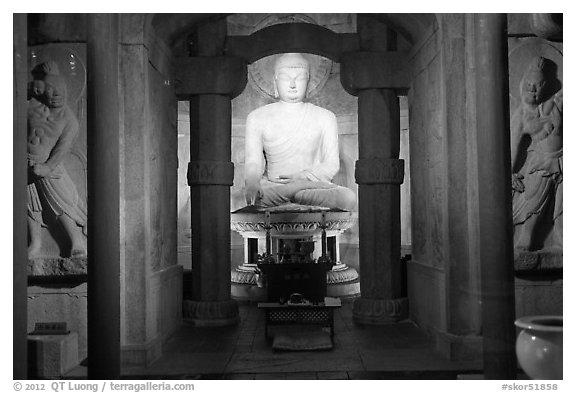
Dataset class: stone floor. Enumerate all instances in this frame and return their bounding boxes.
[67,300,484,380]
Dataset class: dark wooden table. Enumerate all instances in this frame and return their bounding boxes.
[257,297,342,342]
[257,262,334,303]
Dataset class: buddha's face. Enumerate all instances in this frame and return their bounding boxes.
[43,76,67,108]
[274,67,309,103]
[521,71,547,106]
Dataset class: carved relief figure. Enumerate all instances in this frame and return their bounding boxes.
[511,56,562,251]
[244,53,356,210]
[27,61,87,259]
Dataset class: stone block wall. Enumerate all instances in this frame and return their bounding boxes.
[407,15,484,360]
[28,283,88,361]
[407,14,563,360]
[118,15,182,368]
[408,28,445,271]
[407,23,447,335]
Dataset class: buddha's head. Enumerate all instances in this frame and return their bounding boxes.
[273,53,310,103]
[520,57,549,106]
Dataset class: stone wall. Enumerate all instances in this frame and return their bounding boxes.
[407,23,447,334]
[119,15,182,368]
[28,283,88,360]
[407,15,484,360]
[408,29,445,271]
[407,14,563,360]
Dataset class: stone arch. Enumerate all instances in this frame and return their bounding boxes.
[228,22,345,63]
[149,13,437,56]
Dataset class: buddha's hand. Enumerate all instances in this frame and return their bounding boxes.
[275,172,307,184]
[512,173,524,193]
[245,182,263,205]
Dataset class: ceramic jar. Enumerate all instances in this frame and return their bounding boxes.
[515,315,563,380]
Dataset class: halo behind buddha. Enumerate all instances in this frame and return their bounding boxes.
[248,52,332,100]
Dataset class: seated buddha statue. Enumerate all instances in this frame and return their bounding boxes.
[244,53,356,211]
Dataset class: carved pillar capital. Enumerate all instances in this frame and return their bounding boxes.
[175,56,247,99]
[187,160,234,186]
[355,158,404,185]
[340,51,409,95]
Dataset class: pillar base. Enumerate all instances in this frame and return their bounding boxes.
[183,299,240,327]
[352,297,409,324]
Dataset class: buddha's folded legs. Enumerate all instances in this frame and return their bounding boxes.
[258,180,356,210]
[294,187,356,210]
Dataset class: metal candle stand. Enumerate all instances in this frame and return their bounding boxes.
[318,212,331,263]
[262,211,274,263]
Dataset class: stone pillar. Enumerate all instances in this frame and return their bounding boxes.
[353,88,407,323]
[474,14,517,379]
[181,19,242,326]
[351,17,408,324]
[86,13,121,379]
[185,95,239,325]
[13,12,28,380]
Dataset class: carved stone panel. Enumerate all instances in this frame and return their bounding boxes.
[407,51,445,268]
[27,44,88,269]
[508,38,563,261]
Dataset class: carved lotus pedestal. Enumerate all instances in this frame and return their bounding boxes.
[230,205,359,301]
